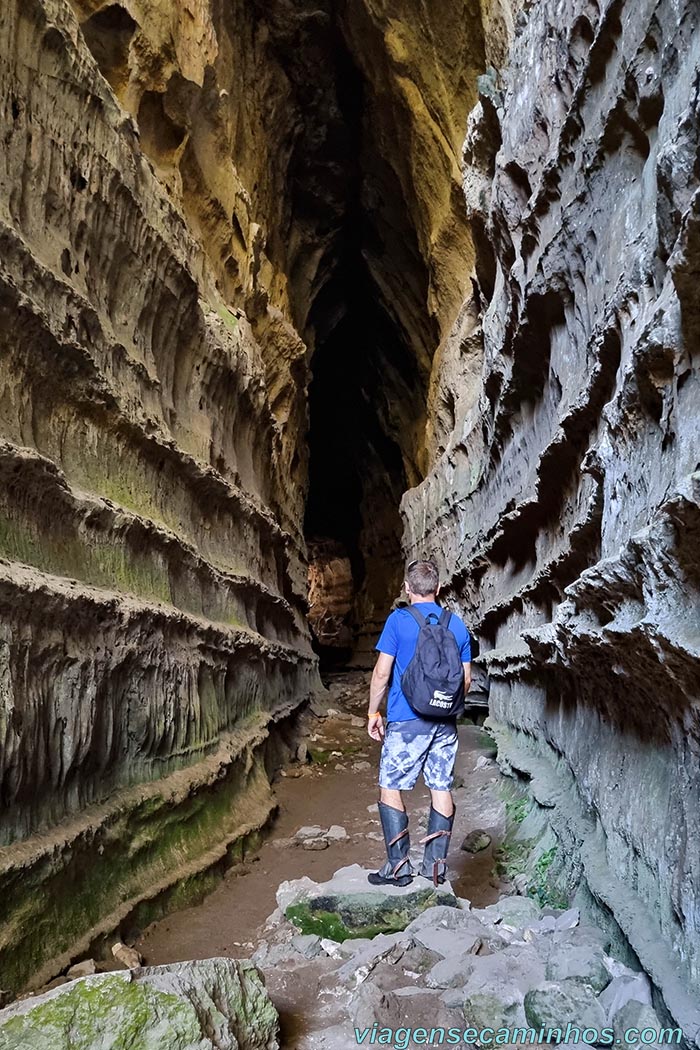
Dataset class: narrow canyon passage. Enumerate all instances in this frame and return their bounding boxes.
[0,0,700,1046]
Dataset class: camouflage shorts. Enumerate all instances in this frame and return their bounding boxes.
[379,718,458,791]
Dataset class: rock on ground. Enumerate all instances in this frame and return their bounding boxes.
[0,959,278,1050]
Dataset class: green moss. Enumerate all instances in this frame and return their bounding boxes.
[286,888,457,942]
[505,796,529,826]
[0,976,199,1050]
[0,754,276,994]
[217,305,239,332]
[472,727,498,757]
[527,846,568,909]
[308,748,332,765]
[286,903,352,941]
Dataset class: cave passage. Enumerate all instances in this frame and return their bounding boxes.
[300,24,427,666]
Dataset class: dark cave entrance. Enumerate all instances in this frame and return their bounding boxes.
[297,25,426,667]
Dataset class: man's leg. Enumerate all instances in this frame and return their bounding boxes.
[429,788,454,818]
[419,723,458,884]
[380,787,404,811]
[369,723,433,886]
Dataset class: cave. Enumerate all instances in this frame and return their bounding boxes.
[1,0,700,1042]
[300,27,426,665]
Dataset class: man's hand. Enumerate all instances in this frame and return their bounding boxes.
[368,713,385,741]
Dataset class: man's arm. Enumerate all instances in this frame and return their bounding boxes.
[368,652,394,740]
[463,662,472,694]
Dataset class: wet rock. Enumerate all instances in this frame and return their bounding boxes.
[524,978,607,1032]
[0,959,278,1049]
[461,830,491,853]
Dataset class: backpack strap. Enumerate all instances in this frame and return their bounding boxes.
[404,605,427,628]
[438,608,452,628]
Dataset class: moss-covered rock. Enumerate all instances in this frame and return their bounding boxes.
[0,959,278,1050]
[286,887,458,942]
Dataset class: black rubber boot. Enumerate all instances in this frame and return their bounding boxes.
[419,805,454,885]
[367,802,414,887]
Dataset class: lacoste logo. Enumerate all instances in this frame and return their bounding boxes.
[430,691,453,708]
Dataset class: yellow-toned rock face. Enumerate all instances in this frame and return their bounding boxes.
[0,0,489,991]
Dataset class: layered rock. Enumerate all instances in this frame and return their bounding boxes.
[403,0,700,1029]
[0,0,319,993]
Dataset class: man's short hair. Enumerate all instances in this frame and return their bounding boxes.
[406,558,439,596]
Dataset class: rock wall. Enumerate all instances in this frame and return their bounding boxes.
[0,0,492,992]
[403,0,700,1031]
[0,0,320,993]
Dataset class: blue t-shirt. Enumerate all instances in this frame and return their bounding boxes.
[375,603,471,722]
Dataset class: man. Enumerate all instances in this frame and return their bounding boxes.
[367,559,471,887]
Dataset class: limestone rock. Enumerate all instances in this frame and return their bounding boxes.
[280,865,458,942]
[111,942,142,970]
[65,961,96,981]
[524,979,607,1032]
[0,959,278,1050]
[612,1000,668,1049]
[400,0,700,1035]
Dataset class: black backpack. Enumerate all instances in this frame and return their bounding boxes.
[401,606,466,720]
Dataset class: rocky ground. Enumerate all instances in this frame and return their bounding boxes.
[0,672,679,1048]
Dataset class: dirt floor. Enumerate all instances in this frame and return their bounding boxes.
[136,671,507,968]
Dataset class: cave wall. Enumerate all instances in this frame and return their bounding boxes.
[0,0,323,993]
[0,0,493,990]
[403,0,700,1033]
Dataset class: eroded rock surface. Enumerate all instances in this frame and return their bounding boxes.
[0,959,278,1050]
[403,0,700,1033]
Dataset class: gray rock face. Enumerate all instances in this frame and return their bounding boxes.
[402,0,700,1036]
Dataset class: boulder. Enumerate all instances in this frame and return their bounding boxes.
[281,865,458,942]
[476,895,542,930]
[524,978,607,1032]
[545,942,611,993]
[599,971,652,1022]
[294,826,326,842]
[0,959,278,1050]
[463,946,547,1029]
[612,1000,669,1049]
[111,942,142,969]
[290,934,324,959]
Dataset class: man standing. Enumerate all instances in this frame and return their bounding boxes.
[367,559,471,887]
